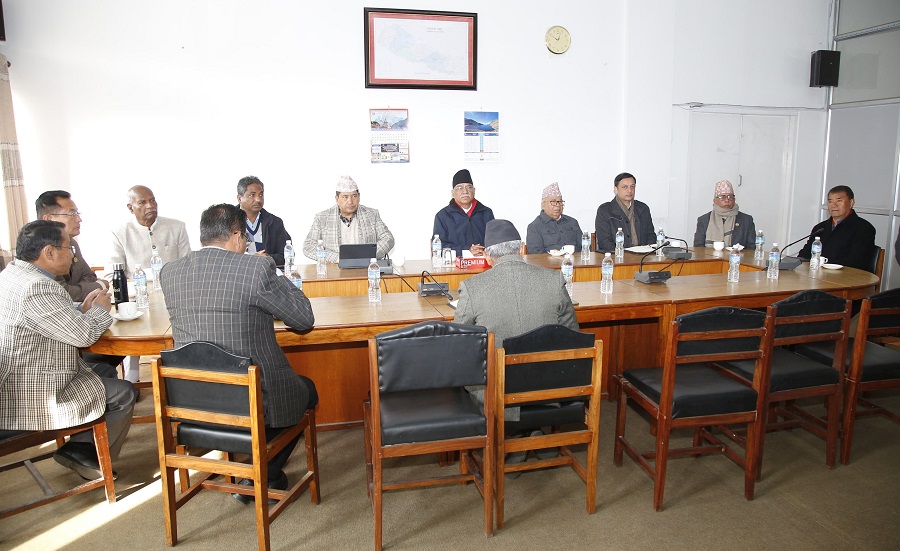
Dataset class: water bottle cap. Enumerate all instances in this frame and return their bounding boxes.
[617,227,622,231]
[134,263,142,269]
[286,240,292,245]
[605,252,611,257]
[370,258,377,262]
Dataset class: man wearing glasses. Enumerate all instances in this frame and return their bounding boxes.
[35,190,109,301]
[0,220,134,480]
[525,182,584,254]
[693,179,756,248]
[302,175,395,263]
[433,169,495,256]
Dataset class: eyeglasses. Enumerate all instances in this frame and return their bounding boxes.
[715,194,735,201]
[52,211,82,218]
[453,185,474,192]
[55,245,76,255]
[546,200,565,207]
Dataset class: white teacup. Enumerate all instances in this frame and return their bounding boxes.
[562,244,575,254]
[713,241,725,251]
[393,255,405,268]
[818,257,829,266]
[118,301,138,317]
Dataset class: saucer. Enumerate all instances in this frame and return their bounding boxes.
[111,310,144,321]
[821,263,843,270]
[548,250,564,257]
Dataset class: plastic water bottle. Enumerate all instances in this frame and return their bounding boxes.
[288,263,302,290]
[562,252,574,298]
[431,234,442,269]
[767,243,780,280]
[284,240,295,267]
[656,228,666,257]
[727,249,741,283]
[601,253,614,294]
[149,246,163,291]
[810,237,823,271]
[581,231,591,261]
[133,264,149,309]
[368,258,382,303]
[754,230,765,261]
[315,239,327,276]
[615,228,624,260]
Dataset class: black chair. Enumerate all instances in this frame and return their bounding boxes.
[364,321,494,551]
[152,342,319,550]
[794,288,900,464]
[614,306,772,511]
[0,417,116,518]
[717,290,851,472]
[495,324,603,528]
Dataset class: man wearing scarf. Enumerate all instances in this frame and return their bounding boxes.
[594,172,656,252]
[693,180,756,248]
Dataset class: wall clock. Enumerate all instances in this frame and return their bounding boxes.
[545,25,571,54]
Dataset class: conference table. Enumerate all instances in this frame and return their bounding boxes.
[88,248,880,428]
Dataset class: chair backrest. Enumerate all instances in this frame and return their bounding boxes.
[159,342,253,417]
[861,287,900,336]
[871,245,884,278]
[674,306,768,362]
[768,290,850,345]
[501,324,595,395]
[374,321,489,393]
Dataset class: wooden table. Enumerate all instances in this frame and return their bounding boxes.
[89,250,879,427]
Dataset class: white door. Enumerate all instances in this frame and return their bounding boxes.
[687,112,793,249]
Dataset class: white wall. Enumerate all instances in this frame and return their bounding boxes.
[0,0,833,266]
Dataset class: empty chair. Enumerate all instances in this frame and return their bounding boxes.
[614,306,771,511]
[152,342,319,551]
[794,288,900,464]
[364,321,494,551]
[495,324,603,528]
[717,290,851,472]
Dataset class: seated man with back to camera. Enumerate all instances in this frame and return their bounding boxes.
[525,182,584,254]
[160,203,318,504]
[796,185,876,272]
[693,179,756,248]
[302,176,395,263]
[0,221,134,480]
[594,172,656,252]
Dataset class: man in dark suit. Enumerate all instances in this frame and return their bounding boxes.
[693,180,756,248]
[594,172,656,252]
[160,203,317,504]
[797,185,876,272]
[237,175,292,266]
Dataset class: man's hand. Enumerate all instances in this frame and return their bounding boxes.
[254,250,269,257]
[81,288,112,313]
[470,244,486,257]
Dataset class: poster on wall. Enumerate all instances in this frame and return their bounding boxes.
[370,109,409,163]
[464,111,499,162]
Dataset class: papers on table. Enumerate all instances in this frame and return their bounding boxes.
[625,245,655,254]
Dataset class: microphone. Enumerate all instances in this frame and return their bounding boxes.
[773,227,826,271]
[663,235,692,260]
[418,270,452,300]
[635,241,673,284]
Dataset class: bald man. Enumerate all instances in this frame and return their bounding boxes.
[108,185,191,386]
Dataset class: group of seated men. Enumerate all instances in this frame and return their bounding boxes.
[0,169,877,504]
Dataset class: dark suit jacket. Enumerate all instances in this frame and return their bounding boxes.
[247,208,292,266]
[160,247,315,427]
[693,211,756,248]
[796,210,876,272]
[433,199,495,254]
[594,199,655,252]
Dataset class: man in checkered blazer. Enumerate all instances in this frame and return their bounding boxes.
[0,221,135,480]
[160,203,317,503]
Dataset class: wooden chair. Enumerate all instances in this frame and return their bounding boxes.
[152,342,319,551]
[794,288,900,464]
[614,306,772,511]
[716,290,851,472]
[0,417,116,519]
[494,325,603,528]
[364,321,494,551]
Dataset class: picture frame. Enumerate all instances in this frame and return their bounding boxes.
[364,8,477,90]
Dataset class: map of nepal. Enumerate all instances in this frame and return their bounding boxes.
[377,24,466,79]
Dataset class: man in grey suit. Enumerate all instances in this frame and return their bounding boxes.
[302,176,395,263]
[0,221,134,479]
[454,219,579,347]
[160,203,317,504]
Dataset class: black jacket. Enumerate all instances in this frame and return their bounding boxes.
[797,210,876,272]
[247,208,292,266]
[594,199,655,252]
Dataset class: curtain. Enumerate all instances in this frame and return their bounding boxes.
[0,52,27,265]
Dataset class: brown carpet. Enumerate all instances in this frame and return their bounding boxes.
[1,393,898,550]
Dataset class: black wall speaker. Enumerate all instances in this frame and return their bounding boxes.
[810,50,840,87]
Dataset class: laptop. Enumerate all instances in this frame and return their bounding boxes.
[338,243,393,273]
